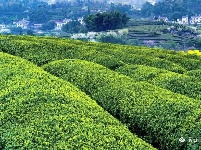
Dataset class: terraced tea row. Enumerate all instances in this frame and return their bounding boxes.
[186,69,201,81]
[1,35,201,72]
[0,52,155,149]
[42,59,201,150]
[115,64,201,100]
[0,36,124,70]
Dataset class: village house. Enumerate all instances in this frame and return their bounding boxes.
[157,16,168,22]
[63,18,72,24]
[175,16,189,24]
[14,18,30,29]
[55,18,72,30]
[78,17,85,25]
[0,24,6,29]
[32,23,43,29]
[181,16,189,24]
[190,14,201,25]
[55,18,85,30]
[55,20,65,30]
[158,14,201,25]
[0,23,10,34]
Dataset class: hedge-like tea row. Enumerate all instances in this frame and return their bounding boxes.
[42,59,201,150]
[1,35,201,71]
[0,52,156,150]
[0,35,187,73]
[88,44,186,73]
[115,64,201,100]
[162,54,201,71]
[83,42,201,70]
[115,64,169,81]
[185,69,201,82]
[97,45,201,71]
[0,36,123,69]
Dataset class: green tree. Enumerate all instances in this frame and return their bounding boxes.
[29,10,50,23]
[84,11,129,32]
[141,2,154,17]
[41,21,56,31]
[27,30,35,36]
[62,21,87,33]
[10,27,23,35]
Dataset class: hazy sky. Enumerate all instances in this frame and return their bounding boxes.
[41,0,157,5]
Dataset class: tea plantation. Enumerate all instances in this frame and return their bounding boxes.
[0,35,201,150]
[0,52,155,149]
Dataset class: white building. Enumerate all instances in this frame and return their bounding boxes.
[63,18,72,24]
[175,16,189,24]
[181,16,188,24]
[190,15,201,24]
[0,24,6,29]
[55,19,71,30]
[14,18,30,29]
[157,16,168,22]
[32,24,43,29]
[78,17,85,25]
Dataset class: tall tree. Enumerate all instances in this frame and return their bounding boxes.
[84,11,129,32]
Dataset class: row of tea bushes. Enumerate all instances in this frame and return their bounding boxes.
[0,52,155,150]
[115,64,170,81]
[0,36,123,69]
[162,54,201,71]
[83,41,201,70]
[115,64,201,100]
[185,69,201,82]
[86,44,186,73]
[1,35,201,70]
[42,59,201,150]
[0,35,188,73]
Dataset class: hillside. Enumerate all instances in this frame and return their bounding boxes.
[0,35,201,150]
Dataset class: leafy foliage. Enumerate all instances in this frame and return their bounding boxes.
[186,69,201,81]
[62,21,87,33]
[84,11,130,32]
[40,21,56,31]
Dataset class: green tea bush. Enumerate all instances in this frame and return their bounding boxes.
[115,64,169,81]
[162,54,201,71]
[0,52,155,150]
[0,35,187,73]
[0,36,123,69]
[151,73,201,100]
[186,69,201,82]
[87,42,201,71]
[125,55,186,73]
[116,64,201,100]
[88,45,186,73]
[43,59,201,150]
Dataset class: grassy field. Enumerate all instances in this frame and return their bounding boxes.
[0,35,201,150]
